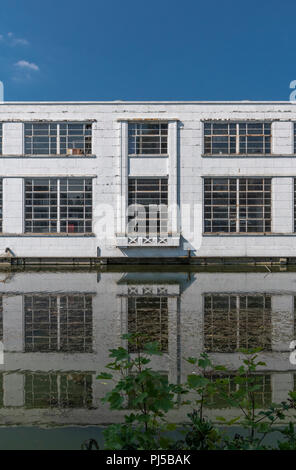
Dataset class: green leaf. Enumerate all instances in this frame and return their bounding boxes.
[143,341,162,355]
[187,374,209,388]
[109,347,129,361]
[186,357,198,365]
[97,372,113,380]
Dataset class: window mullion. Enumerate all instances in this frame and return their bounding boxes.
[57,179,60,232]
[236,178,240,233]
[57,124,60,155]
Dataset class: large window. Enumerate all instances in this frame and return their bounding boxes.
[128,122,168,156]
[294,179,296,232]
[204,294,272,352]
[128,177,168,236]
[59,123,92,155]
[204,177,271,233]
[0,179,2,232]
[25,178,92,233]
[25,178,57,233]
[0,297,2,343]
[24,294,93,352]
[204,122,271,155]
[24,122,92,156]
[0,123,2,155]
[59,178,92,233]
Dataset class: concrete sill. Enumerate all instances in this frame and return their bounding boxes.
[0,233,96,237]
[203,232,296,237]
[128,154,168,158]
[116,235,180,247]
[201,154,292,158]
[0,154,96,158]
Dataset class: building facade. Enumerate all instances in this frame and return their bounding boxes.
[0,101,296,259]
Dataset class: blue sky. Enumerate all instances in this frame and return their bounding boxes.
[0,0,295,101]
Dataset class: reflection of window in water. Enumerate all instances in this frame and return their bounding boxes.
[128,296,168,352]
[0,296,2,341]
[0,373,3,408]
[24,294,92,352]
[204,294,272,352]
[207,374,272,409]
[25,372,92,409]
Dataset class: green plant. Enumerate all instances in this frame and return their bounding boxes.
[97,333,182,450]
[88,339,296,451]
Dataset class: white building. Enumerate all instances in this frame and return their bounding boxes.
[0,101,296,261]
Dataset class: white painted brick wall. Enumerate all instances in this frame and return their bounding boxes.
[0,102,296,257]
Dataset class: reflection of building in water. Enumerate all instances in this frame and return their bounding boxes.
[0,271,295,424]
[204,294,272,352]
[24,294,93,352]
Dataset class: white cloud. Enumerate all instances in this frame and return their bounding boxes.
[0,32,29,46]
[14,60,39,71]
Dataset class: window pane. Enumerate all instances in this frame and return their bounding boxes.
[128,122,168,156]
[24,178,58,233]
[128,177,168,235]
[204,177,271,234]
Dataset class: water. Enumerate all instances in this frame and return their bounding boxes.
[0,267,295,449]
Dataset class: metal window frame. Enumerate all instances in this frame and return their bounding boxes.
[0,123,2,156]
[24,122,92,156]
[128,121,168,157]
[24,177,93,234]
[24,178,58,233]
[128,176,168,236]
[203,177,272,234]
[0,179,2,233]
[203,121,272,156]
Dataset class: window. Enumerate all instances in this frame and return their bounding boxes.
[128,122,168,156]
[0,296,2,343]
[60,123,92,155]
[25,123,57,155]
[204,294,272,353]
[204,177,271,233]
[25,178,57,233]
[24,122,92,156]
[24,294,93,352]
[0,123,2,155]
[204,122,271,155]
[25,178,92,233]
[294,179,296,232]
[0,179,2,232]
[25,372,93,408]
[128,296,168,352]
[128,177,168,235]
[60,178,92,233]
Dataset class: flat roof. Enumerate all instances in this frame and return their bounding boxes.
[0,100,295,105]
